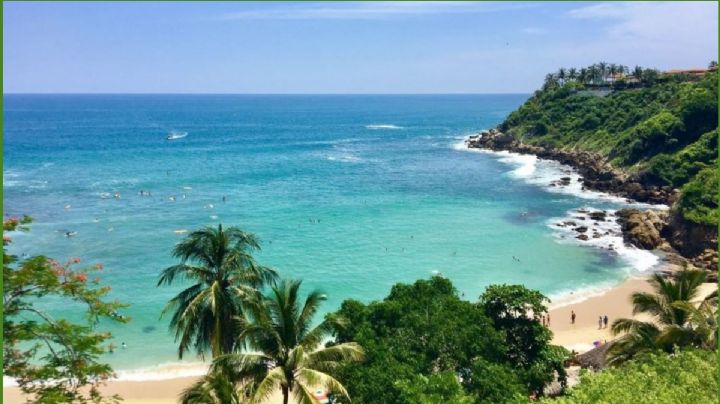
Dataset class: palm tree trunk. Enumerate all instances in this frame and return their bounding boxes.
[282,386,289,404]
[212,312,222,358]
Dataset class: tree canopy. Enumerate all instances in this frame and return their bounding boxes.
[3,216,128,403]
[330,277,566,403]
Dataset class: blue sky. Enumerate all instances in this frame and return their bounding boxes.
[3,1,718,93]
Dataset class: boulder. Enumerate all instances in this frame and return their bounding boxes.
[616,208,667,250]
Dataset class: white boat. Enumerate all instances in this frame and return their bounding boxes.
[166,131,188,140]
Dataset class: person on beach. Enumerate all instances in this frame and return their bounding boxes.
[603,315,608,329]
[571,310,576,325]
[598,316,603,329]
[546,314,550,326]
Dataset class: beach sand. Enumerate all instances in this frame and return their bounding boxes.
[4,278,716,404]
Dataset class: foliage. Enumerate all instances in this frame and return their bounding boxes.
[157,224,278,359]
[501,67,718,225]
[462,358,528,403]
[544,349,717,404]
[394,372,475,404]
[676,166,719,225]
[479,284,568,393]
[606,270,714,365]
[3,217,128,403]
[184,279,364,404]
[331,277,566,403]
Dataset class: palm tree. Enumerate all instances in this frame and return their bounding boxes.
[543,73,558,90]
[568,68,578,82]
[632,65,643,80]
[579,68,588,84]
[598,61,608,83]
[606,269,711,365]
[557,67,567,85]
[158,224,278,359]
[588,65,600,86]
[181,372,241,404]
[608,64,618,83]
[199,279,364,404]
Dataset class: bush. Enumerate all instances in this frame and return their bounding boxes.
[544,349,717,404]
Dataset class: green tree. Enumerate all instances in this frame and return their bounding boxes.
[3,216,128,403]
[394,372,475,404]
[479,284,568,394]
[607,270,712,364]
[158,224,278,359]
[190,279,364,404]
[544,349,717,404]
[677,166,719,225]
[332,277,510,403]
[180,372,241,404]
[567,68,578,82]
[632,65,643,80]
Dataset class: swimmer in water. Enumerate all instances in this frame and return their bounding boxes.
[121,342,127,349]
[222,196,226,203]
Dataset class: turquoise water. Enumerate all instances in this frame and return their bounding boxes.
[3,94,658,373]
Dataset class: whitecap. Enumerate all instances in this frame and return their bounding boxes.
[548,207,660,274]
[453,136,667,210]
[365,124,402,130]
[112,362,208,382]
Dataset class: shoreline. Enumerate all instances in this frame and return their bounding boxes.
[464,130,718,270]
[7,275,714,404]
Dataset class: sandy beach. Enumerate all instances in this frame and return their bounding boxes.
[4,277,716,404]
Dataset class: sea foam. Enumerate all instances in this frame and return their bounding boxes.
[453,135,665,289]
[365,124,402,130]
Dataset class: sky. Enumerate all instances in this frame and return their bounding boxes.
[3,1,718,93]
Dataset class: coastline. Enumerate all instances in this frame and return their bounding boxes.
[4,132,713,403]
[6,275,715,404]
[464,130,718,270]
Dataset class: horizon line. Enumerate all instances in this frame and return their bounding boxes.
[3,92,532,96]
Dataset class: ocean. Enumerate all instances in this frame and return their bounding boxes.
[3,94,662,378]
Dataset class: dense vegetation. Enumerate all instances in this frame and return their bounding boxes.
[330,277,566,403]
[500,63,718,226]
[544,349,717,404]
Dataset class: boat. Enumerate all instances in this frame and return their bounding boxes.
[166,131,188,140]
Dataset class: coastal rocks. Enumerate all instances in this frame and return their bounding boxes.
[588,211,608,221]
[466,130,677,206]
[465,129,707,261]
[688,249,718,273]
[662,210,718,257]
[553,209,619,243]
[616,209,667,250]
[550,177,572,187]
